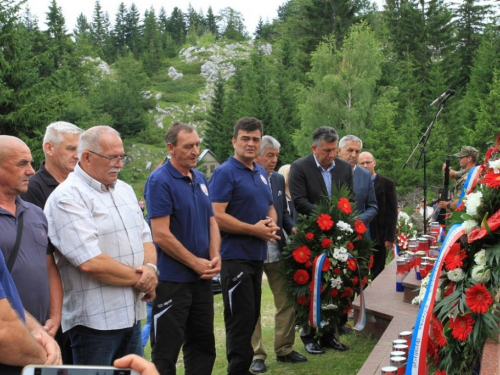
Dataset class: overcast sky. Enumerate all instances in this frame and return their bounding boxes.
[26,0,290,35]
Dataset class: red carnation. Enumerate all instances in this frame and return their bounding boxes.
[444,243,467,271]
[465,283,493,314]
[482,170,500,188]
[432,317,447,347]
[333,267,341,275]
[367,255,374,270]
[354,220,366,234]
[341,287,354,298]
[322,256,331,272]
[297,295,310,306]
[352,276,359,286]
[347,242,354,251]
[293,270,309,285]
[321,238,332,248]
[317,214,334,231]
[338,198,352,214]
[347,257,357,271]
[449,314,474,341]
[305,232,314,240]
[292,245,311,264]
[361,276,368,288]
[330,288,339,297]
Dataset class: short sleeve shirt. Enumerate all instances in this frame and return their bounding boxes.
[209,156,273,261]
[0,197,50,324]
[144,161,213,282]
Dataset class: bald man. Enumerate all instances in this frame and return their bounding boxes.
[358,152,398,278]
[0,136,62,335]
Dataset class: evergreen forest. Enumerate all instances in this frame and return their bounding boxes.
[2,0,500,199]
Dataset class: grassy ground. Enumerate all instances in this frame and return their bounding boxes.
[143,278,378,375]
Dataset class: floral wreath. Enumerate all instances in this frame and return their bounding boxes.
[422,133,500,374]
[281,185,374,335]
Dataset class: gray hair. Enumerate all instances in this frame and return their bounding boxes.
[43,121,83,148]
[259,135,281,156]
[78,126,120,159]
[339,135,363,149]
[312,126,339,147]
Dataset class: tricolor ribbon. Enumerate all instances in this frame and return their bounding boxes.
[309,253,327,328]
[458,165,482,204]
[406,223,465,375]
[393,243,399,258]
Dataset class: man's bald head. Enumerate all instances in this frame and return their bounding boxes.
[358,151,376,177]
[0,136,29,163]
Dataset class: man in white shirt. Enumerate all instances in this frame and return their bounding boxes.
[45,126,158,365]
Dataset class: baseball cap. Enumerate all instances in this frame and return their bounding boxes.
[453,146,479,158]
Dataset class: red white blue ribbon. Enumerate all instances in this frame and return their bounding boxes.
[309,253,327,328]
[393,243,399,258]
[406,223,465,375]
[458,165,482,204]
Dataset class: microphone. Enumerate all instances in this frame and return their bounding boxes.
[429,89,455,107]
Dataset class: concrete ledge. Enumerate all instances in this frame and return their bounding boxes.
[480,335,500,375]
[353,259,419,375]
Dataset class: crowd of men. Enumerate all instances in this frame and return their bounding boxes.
[0,118,477,375]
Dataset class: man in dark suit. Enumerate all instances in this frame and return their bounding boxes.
[338,135,378,225]
[251,136,307,374]
[289,126,354,355]
[358,152,398,279]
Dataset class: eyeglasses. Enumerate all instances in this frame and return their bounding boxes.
[88,150,128,165]
[358,161,373,166]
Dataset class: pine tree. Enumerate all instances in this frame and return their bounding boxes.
[45,0,72,69]
[125,3,141,58]
[113,2,128,55]
[205,6,218,38]
[141,7,163,75]
[219,7,247,41]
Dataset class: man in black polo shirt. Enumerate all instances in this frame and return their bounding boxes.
[21,121,83,208]
[20,121,82,365]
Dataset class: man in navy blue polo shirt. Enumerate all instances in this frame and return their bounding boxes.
[144,121,221,375]
[209,117,280,375]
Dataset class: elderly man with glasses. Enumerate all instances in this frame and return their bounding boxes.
[44,126,158,365]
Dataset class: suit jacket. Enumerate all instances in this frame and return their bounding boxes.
[370,174,398,246]
[289,154,354,216]
[270,171,295,251]
[353,166,378,224]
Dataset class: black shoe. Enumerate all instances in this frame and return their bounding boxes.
[250,359,267,374]
[276,350,308,363]
[321,336,349,351]
[304,342,325,355]
[338,325,353,336]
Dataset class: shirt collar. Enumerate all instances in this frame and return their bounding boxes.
[165,160,200,182]
[229,155,258,171]
[74,163,117,192]
[313,154,335,172]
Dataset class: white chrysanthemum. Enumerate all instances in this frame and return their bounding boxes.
[471,265,491,283]
[462,219,478,234]
[447,268,465,282]
[420,274,430,288]
[465,191,483,216]
[474,249,486,265]
[336,221,353,233]
[412,275,430,305]
[321,304,338,310]
[488,159,500,173]
[412,295,422,305]
[330,277,343,289]
[333,247,348,262]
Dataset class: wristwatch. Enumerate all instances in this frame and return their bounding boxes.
[144,262,160,277]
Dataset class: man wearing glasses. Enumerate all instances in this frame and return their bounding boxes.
[44,126,158,365]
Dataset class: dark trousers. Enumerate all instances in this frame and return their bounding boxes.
[55,327,73,364]
[151,279,216,375]
[300,316,348,345]
[69,322,142,365]
[221,259,263,375]
[371,244,387,280]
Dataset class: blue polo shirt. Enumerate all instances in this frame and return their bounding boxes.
[209,156,273,261]
[145,161,213,283]
[0,248,25,375]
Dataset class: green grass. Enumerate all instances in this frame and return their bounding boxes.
[143,279,377,374]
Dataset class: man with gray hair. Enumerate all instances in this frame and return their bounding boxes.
[44,126,158,365]
[251,135,307,373]
[21,121,83,208]
[338,135,378,225]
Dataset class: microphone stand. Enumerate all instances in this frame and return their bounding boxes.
[404,94,452,235]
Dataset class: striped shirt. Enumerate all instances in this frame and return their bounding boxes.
[44,164,151,332]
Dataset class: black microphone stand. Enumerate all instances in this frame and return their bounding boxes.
[404,94,453,234]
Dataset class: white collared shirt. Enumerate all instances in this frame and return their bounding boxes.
[44,164,152,332]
